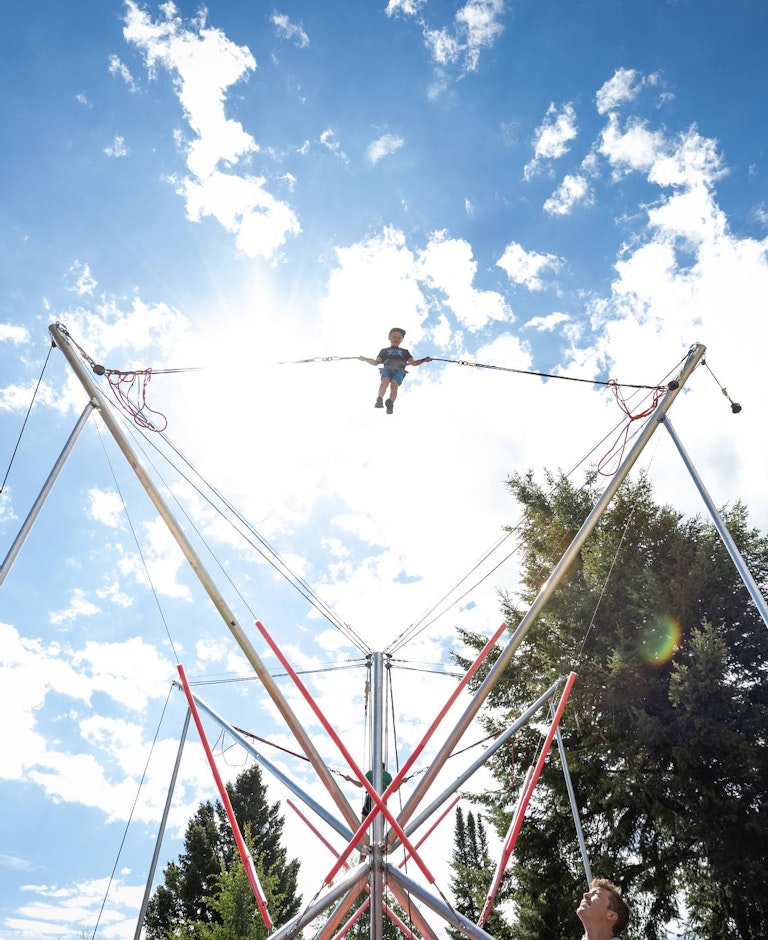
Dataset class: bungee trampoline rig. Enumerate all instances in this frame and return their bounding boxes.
[1,325,766,940]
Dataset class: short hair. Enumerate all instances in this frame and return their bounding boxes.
[389,327,406,337]
[592,878,630,935]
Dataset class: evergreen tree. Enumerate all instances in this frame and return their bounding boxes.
[455,471,768,940]
[449,807,511,939]
[145,764,301,938]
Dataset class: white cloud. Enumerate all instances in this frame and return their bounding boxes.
[0,324,29,344]
[595,67,642,114]
[543,173,592,216]
[320,128,348,163]
[525,311,570,332]
[419,0,505,78]
[457,0,506,71]
[271,13,309,48]
[87,488,124,528]
[123,1,300,260]
[50,590,101,626]
[108,54,137,92]
[419,231,513,329]
[386,0,426,14]
[66,261,97,297]
[366,133,405,164]
[599,115,726,190]
[104,135,129,158]
[753,202,768,225]
[524,102,578,179]
[117,517,191,601]
[497,241,562,291]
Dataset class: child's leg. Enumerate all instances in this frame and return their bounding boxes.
[377,376,390,398]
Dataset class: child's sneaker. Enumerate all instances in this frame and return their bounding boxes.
[385,399,394,415]
[374,397,384,408]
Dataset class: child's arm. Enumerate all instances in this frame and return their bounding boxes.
[407,356,432,366]
[358,355,382,365]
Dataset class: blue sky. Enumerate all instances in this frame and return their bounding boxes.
[2,1,768,938]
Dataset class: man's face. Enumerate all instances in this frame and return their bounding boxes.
[389,330,404,346]
[577,886,617,932]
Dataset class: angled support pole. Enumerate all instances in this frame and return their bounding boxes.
[394,343,706,836]
[660,413,768,629]
[180,683,354,842]
[0,400,96,588]
[48,322,360,834]
[385,866,495,940]
[555,724,592,886]
[398,675,567,844]
[177,664,272,928]
[133,707,190,940]
[254,620,434,885]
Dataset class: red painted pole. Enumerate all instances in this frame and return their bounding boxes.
[254,621,434,884]
[477,672,577,928]
[177,664,273,929]
[383,624,507,803]
[397,794,461,869]
[287,798,346,862]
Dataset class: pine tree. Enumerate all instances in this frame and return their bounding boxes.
[454,471,768,940]
[145,764,301,938]
[449,807,511,939]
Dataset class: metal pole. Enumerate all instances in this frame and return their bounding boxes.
[48,323,359,833]
[399,676,566,842]
[661,414,768,629]
[0,401,96,587]
[183,684,354,841]
[267,865,371,940]
[133,708,190,940]
[385,866,496,940]
[177,665,272,927]
[395,343,706,833]
[370,652,384,940]
[555,725,592,886]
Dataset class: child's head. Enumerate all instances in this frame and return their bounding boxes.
[389,327,406,344]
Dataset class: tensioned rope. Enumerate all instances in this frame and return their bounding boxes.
[71,352,373,655]
[123,416,371,655]
[385,359,686,656]
[0,341,54,494]
[89,684,175,940]
[93,419,182,663]
[279,351,668,393]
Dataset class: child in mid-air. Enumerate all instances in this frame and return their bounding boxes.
[359,328,432,414]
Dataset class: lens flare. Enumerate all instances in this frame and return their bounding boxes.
[640,614,682,665]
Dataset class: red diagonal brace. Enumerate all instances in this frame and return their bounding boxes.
[177,664,272,929]
[478,671,577,927]
[254,620,434,884]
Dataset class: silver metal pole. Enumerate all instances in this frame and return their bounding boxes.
[48,323,359,833]
[0,401,96,588]
[369,652,384,940]
[385,866,496,940]
[394,343,707,835]
[386,879,440,940]
[133,709,191,940]
[181,683,355,841]
[661,414,768,629]
[554,724,592,886]
[401,676,566,841]
[268,864,371,940]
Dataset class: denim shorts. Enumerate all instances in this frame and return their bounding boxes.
[380,369,406,385]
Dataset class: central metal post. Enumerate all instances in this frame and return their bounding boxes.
[369,651,385,940]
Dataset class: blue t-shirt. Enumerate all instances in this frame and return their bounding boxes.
[378,346,411,371]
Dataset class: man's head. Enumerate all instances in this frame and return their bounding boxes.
[389,327,406,344]
[577,878,630,936]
